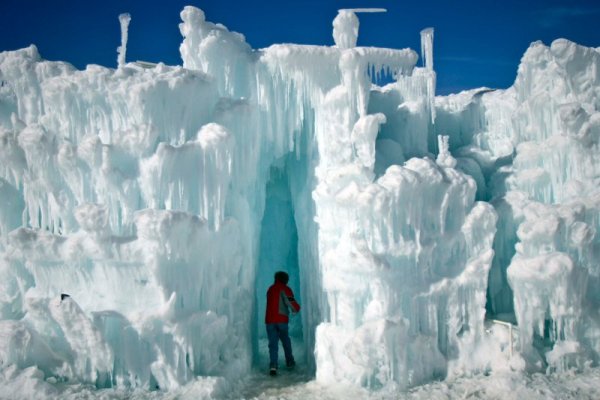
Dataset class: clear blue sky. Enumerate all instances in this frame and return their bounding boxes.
[1,0,598,94]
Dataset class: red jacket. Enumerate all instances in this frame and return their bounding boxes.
[265,281,300,324]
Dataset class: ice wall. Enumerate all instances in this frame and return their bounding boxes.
[0,6,320,392]
[435,39,600,372]
[0,4,598,397]
[0,44,252,391]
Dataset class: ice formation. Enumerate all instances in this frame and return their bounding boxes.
[0,5,599,398]
[333,8,386,50]
[117,13,131,69]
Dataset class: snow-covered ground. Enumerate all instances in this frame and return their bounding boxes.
[3,364,600,399]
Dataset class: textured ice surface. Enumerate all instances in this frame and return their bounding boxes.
[0,5,599,399]
[436,38,600,374]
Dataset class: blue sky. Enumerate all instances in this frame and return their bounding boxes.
[1,0,598,94]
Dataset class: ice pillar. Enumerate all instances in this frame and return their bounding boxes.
[420,27,434,70]
[117,13,131,68]
[333,9,387,49]
[333,10,359,49]
[420,27,436,123]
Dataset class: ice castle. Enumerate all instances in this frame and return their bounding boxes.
[0,6,599,398]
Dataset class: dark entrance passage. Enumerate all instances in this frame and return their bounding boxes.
[253,165,305,371]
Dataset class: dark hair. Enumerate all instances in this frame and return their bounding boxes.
[274,271,289,284]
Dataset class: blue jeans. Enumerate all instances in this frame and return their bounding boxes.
[266,323,294,368]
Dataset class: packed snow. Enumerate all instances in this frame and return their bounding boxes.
[0,5,599,399]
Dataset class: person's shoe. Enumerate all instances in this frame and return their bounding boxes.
[269,367,277,376]
[286,360,296,369]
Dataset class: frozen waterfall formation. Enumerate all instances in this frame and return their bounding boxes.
[1,5,599,394]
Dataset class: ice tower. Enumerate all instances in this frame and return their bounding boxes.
[0,5,599,397]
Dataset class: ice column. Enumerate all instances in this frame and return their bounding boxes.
[333,9,386,49]
[420,28,436,123]
[117,13,131,68]
[420,28,434,70]
[333,10,359,49]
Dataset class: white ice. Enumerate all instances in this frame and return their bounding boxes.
[0,5,599,399]
[117,13,131,69]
